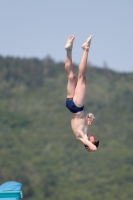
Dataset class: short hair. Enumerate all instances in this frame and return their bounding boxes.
[87,133,99,148]
[84,140,99,149]
[92,140,99,148]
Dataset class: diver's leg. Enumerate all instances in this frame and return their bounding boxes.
[73,35,92,106]
[65,35,77,98]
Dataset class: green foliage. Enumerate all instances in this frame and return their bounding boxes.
[0,55,133,200]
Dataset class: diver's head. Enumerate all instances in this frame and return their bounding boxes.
[87,133,99,148]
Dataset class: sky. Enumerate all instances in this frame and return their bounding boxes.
[0,0,133,72]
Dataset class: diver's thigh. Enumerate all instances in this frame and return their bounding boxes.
[73,79,86,107]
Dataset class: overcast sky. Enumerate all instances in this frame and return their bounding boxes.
[0,0,133,72]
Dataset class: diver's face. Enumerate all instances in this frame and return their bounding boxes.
[89,135,95,143]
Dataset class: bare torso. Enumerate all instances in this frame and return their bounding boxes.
[71,110,88,140]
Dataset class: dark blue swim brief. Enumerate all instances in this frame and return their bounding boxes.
[66,98,84,113]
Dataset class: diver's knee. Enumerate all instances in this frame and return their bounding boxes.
[68,73,76,81]
[78,74,86,83]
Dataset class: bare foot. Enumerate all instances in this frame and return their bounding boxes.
[65,35,75,50]
[82,35,92,51]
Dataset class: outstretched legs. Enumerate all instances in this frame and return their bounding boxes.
[65,35,77,98]
[73,35,92,107]
[64,35,92,105]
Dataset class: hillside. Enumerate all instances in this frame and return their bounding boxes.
[0,55,133,200]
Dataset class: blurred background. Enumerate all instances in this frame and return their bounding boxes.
[0,1,133,200]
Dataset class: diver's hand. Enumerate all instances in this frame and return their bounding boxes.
[86,113,95,125]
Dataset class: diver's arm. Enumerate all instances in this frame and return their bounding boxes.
[78,136,97,151]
